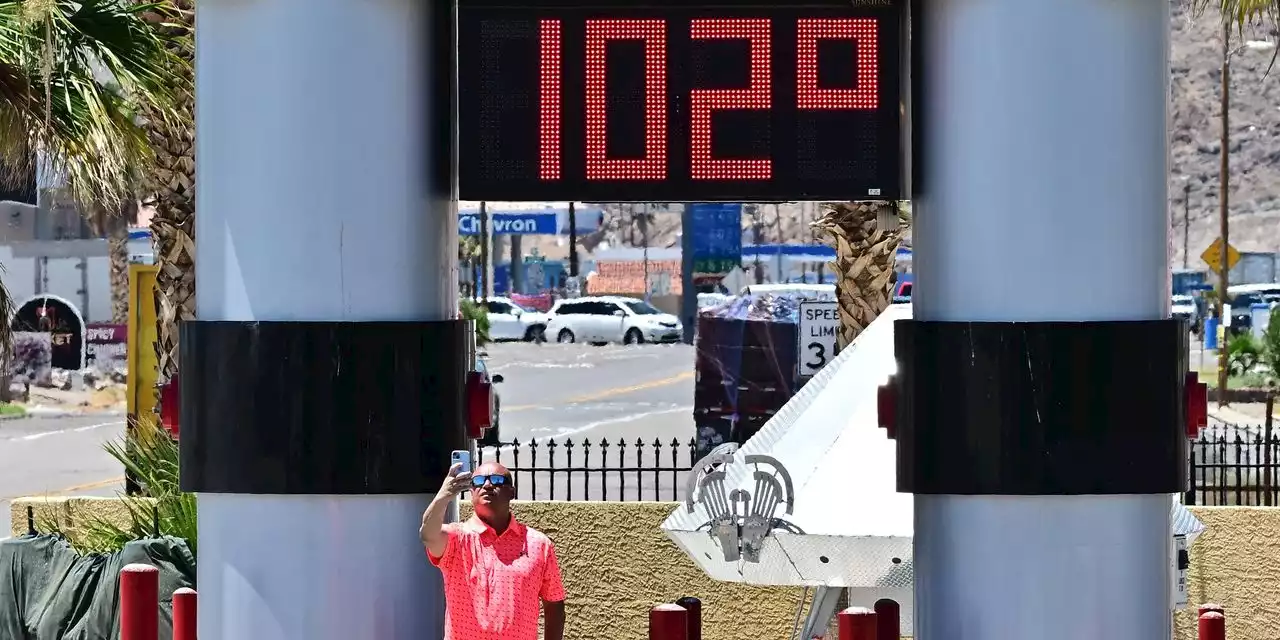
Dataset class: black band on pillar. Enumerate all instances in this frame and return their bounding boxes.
[178,320,470,494]
[894,320,1189,495]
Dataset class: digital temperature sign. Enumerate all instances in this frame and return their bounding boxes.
[458,0,903,202]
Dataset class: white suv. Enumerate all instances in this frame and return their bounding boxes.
[480,297,551,341]
[546,296,683,345]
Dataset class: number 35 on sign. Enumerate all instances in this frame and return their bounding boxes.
[798,301,839,377]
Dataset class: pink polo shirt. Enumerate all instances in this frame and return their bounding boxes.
[428,515,566,640]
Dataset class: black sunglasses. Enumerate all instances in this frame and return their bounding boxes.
[471,474,509,487]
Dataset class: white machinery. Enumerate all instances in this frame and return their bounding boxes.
[662,305,1205,638]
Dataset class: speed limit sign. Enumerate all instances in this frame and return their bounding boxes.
[798,301,839,377]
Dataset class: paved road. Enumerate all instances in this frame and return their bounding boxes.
[0,414,126,537]
[482,342,696,501]
[0,342,698,535]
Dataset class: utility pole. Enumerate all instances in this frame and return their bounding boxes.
[568,201,579,277]
[642,203,651,302]
[680,204,695,344]
[1218,22,1231,403]
[479,200,490,302]
[1183,182,1191,270]
[751,206,764,284]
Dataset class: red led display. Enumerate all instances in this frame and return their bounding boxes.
[797,18,879,110]
[689,19,772,180]
[458,1,903,202]
[585,19,668,180]
[539,19,563,180]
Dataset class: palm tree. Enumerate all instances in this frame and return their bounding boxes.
[811,202,908,348]
[1204,1,1277,24]
[0,0,184,358]
[136,1,192,387]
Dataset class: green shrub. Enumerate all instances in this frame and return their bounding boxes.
[460,299,490,346]
[43,416,196,555]
[1227,331,1262,377]
[1262,306,1280,383]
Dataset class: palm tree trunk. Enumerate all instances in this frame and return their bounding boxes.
[107,201,134,324]
[812,201,906,348]
[143,2,195,386]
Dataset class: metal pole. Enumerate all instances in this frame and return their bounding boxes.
[172,588,198,640]
[1218,22,1231,403]
[643,203,651,302]
[675,596,702,640]
[119,564,159,640]
[1184,182,1191,270]
[681,205,696,344]
[872,599,900,640]
[510,234,523,294]
[837,607,877,640]
[568,201,579,277]
[912,0,1172,637]
[752,207,764,285]
[1198,610,1226,640]
[480,201,490,301]
[649,604,688,640]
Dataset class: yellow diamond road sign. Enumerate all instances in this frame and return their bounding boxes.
[1201,237,1241,273]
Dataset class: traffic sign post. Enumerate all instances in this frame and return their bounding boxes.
[797,301,839,377]
[1200,237,1240,273]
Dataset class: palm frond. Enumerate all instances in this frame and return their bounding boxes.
[0,0,188,208]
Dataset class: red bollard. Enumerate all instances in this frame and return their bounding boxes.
[873,599,900,640]
[120,564,159,640]
[1198,610,1226,640]
[172,587,197,640]
[838,607,877,640]
[649,603,688,640]
[1199,603,1224,617]
[675,596,702,640]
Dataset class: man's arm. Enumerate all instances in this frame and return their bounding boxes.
[419,493,455,558]
[540,539,567,640]
[421,462,471,559]
[543,600,565,640]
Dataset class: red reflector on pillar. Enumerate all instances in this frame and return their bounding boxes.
[1185,371,1207,439]
[877,377,896,439]
[465,372,494,440]
[160,376,180,438]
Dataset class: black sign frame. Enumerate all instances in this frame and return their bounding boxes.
[458,0,904,202]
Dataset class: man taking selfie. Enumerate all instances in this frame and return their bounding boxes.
[421,460,566,640]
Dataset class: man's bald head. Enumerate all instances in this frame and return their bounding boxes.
[475,461,511,479]
[471,461,515,518]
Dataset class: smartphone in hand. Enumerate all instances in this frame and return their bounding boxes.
[451,450,473,474]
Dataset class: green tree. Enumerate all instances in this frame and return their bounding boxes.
[1227,331,1262,376]
[0,0,185,355]
[1261,307,1280,380]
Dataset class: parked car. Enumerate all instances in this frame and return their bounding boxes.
[480,296,551,341]
[1172,294,1199,331]
[476,351,504,447]
[545,296,683,345]
[1226,284,1280,335]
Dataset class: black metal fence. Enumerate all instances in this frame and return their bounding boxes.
[480,428,1280,506]
[476,437,698,501]
[1188,425,1280,506]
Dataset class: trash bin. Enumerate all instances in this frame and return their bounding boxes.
[1204,317,1219,350]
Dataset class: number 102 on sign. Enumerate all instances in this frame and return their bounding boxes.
[798,301,839,377]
